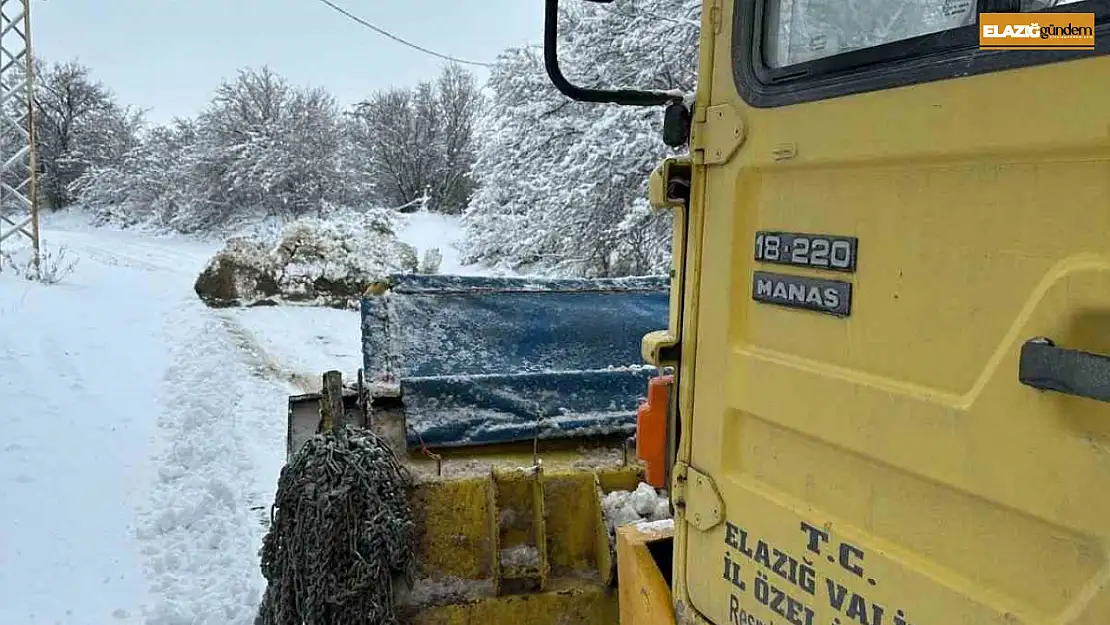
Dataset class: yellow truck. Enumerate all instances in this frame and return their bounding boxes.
[285,1,1110,623]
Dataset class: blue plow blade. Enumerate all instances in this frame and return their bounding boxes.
[361,273,670,449]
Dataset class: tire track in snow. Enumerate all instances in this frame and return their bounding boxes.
[215,311,318,395]
[137,300,288,625]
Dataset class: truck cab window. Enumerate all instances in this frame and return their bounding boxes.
[762,0,1090,69]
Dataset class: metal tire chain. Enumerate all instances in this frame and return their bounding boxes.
[255,424,416,625]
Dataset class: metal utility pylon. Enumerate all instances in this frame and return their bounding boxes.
[0,0,38,273]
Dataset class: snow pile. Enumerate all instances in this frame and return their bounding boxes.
[500,544,540,570]
[269,215,418,299]
[600,481,672,536]
[194,209,444,309]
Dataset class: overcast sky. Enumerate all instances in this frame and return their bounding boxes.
[31,0,546,123]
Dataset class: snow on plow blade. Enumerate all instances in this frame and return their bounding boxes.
[363,273,669,449]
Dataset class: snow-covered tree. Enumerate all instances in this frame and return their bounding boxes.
[347,63,482,214]
[9,59,143,210]
[460,0,701,278]
[190,66,367,225]
[75,66,374,233]
[72,117,201,229]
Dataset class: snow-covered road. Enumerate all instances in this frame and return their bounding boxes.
[0,210,483,625]
[1,226,216,625]
[0,222,338,625]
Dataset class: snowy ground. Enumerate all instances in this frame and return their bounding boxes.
[0,209,486,625]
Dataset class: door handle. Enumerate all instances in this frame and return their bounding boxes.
[1019,337,1110,403]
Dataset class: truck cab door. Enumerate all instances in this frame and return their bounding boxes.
[674,2,1110,624]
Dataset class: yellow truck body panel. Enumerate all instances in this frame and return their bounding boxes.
[668,2,1110,624]
[617,522,678,625]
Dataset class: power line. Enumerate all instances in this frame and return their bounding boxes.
[311,0,494,68]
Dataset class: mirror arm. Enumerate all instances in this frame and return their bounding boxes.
[543,0,682,107]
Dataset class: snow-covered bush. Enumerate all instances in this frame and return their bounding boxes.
[73,118,202,231]
[194,210,423,309]
[0,242,79,285]
[2,59,143,212]
[74,67,379,234]
[347,64,483,215]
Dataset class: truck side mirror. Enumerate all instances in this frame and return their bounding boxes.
[542,0,684,108]
[543,0,692,147]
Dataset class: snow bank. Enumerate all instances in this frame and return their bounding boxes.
[1,224,283,625]
[193,209,442,309]
[137,309,288,625]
